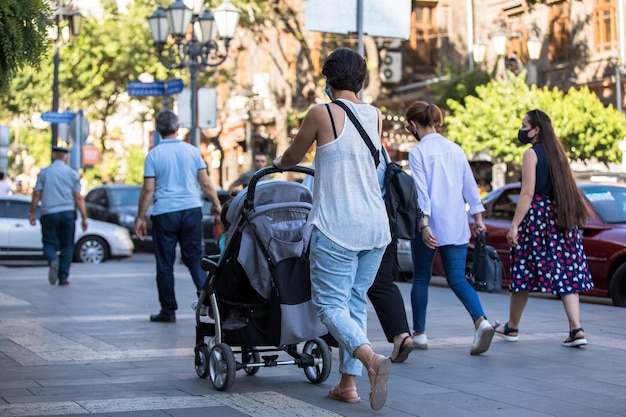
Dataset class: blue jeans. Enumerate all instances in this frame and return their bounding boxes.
[309,228,385,376]
[40,210,75,281]
[151,207,205,315]
[410,237,486,333]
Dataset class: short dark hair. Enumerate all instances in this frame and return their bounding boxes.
[155,110,179,137]
[322,48,367,94]
[0,172,4,180]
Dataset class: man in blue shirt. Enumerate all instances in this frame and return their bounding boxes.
[135,110,222,323]
[29,146,88,286]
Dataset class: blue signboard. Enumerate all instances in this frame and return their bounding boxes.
[166,78,184,95]
[41,111,76,124]
[127,79,184,97]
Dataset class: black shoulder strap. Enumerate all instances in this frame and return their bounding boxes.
[332,100,379,168]
[324,103,338,139]
[381,145,391,164]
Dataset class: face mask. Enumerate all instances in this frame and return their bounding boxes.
[517,128,534,145]
[405,123,421,141]
[324,87,334,101]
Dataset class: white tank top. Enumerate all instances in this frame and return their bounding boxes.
[308,100,391,251]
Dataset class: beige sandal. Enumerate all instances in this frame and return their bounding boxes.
[367,354,391,410]
[328,385,360,403]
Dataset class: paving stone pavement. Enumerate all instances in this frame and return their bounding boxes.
[1,253,625,417]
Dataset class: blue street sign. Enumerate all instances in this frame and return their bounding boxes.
[127,78,184,97]
[41,111,76,124]
[166,78,184,95]
[127,81,165,97]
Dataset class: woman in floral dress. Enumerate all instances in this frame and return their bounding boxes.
[493,109,594,347]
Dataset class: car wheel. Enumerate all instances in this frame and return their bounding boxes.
[609,264,626,307]
[74,236,109,264]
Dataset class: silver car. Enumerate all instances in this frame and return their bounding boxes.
[396,238,413,281]
[0,195,134,264]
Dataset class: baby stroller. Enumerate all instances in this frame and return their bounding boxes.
[194,166,331,391]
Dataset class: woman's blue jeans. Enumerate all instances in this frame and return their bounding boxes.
[309,228,385,376]
[410,236,486,333]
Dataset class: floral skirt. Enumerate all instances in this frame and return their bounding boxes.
[509,194,594,294]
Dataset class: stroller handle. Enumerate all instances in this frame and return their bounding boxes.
[244,165,314,210]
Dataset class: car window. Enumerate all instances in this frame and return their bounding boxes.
[583,186,626,223]
[4,201,33,219]
[110,188,141,206]
[201,192,232,216]
[86,189,107,206]
[487,188,520,221]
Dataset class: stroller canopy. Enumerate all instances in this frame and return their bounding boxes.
[227,180,313,300]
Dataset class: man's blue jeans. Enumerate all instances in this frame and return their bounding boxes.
[40,210,75,281]
[151,207,205,315]
[410,237,486,334]
[309,228,385,376]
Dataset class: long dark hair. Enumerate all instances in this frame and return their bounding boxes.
[527,109,591,230]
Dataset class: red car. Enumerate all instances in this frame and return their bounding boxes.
[450,182,626,307]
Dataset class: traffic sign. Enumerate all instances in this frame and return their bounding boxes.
[70,111,90,144]
[166,78,184,95]
[127,78,184,97]
[127,81,165,97]
[41,111,75,124]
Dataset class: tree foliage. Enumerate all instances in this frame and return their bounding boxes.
[445,72,626,165]
[61,0,169,144]
[0,0,50,93]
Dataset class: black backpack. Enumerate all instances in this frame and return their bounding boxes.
[382,149,422,240]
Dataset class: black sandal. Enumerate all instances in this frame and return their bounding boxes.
[390,335,413,363]
[493,321,519,342]
[563,328,587,347]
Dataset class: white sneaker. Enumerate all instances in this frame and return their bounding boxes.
[470,320,495,355]
[207,336,216,350]
[412,333,428,349]
[191,300,209,316]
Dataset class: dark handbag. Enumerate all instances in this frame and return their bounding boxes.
[467,231,503,292]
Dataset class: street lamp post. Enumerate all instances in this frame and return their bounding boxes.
[148,0,241,148]
[473,27,543,82]
[50,2,85,148]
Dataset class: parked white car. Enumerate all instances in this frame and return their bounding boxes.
[0,195,134,264]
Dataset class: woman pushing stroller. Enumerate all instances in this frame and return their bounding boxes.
[273,48,391,410]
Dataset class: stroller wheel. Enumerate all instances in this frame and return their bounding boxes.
[302,338,331,384]
[195,345,211,378]
[209,343,236,391]
[242,348,261,376]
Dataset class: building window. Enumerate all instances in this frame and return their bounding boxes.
[593,0,617,53]
[548,1,570,61]
[409,2,438,68]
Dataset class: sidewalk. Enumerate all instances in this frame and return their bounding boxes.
[1,253,625,417]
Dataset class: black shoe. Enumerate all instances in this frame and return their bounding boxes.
[58,280,70,286]
[150,312,176,323]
